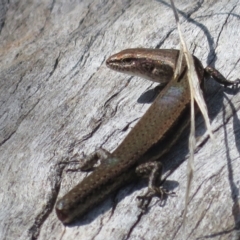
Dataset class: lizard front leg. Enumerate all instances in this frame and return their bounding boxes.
[205,66,240,87]
[65,148,112,173]
[79,148,111,171]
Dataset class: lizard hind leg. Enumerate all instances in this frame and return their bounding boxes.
[136,161,175,212]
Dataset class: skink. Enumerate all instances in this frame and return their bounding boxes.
[55,48,238,224]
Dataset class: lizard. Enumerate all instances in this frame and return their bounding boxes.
[55,48,239,224]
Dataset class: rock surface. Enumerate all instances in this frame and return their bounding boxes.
[0,1,240,239]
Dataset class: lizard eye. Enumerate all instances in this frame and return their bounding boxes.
[122,58,133,64]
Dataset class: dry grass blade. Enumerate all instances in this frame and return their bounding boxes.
[169,0,214,226]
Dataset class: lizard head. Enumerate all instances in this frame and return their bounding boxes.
[106,48,176,84]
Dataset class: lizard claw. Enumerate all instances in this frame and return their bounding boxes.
[229,78,240,89]
[136,186,176,212]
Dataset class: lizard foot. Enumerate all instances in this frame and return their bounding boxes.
[136,186,176,212]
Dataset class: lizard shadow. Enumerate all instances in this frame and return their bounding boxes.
[137,84,166,104]
[222,94,240,236]
[137,79,240,227]
[197,91,240,239]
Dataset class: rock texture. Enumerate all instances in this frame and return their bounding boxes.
[0,0,240,239]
